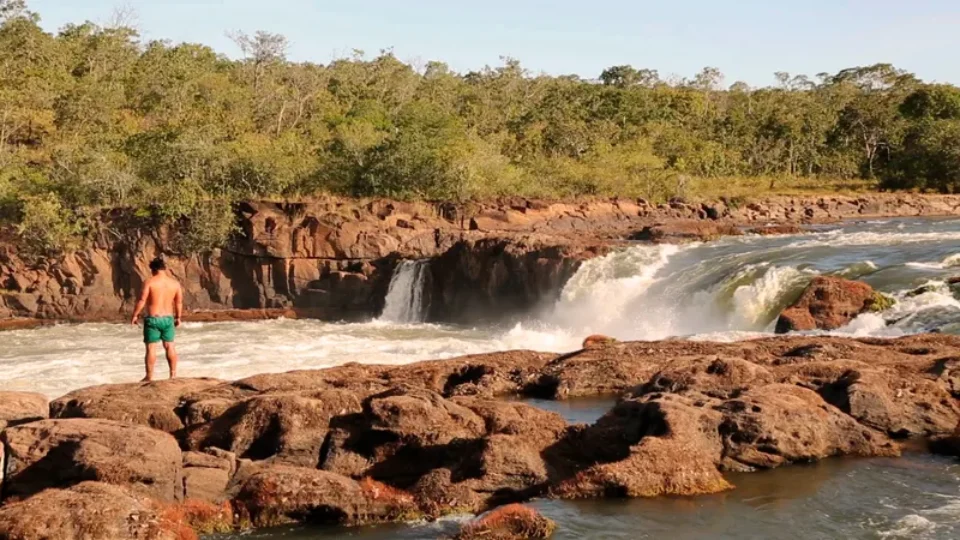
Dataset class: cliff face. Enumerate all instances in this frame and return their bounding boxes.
[2,194,960,323]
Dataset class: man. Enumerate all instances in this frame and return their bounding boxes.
[131,257,182,381]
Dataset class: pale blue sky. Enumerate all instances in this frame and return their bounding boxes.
[27,0,960,86]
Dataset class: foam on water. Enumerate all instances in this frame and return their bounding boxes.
[5,217,960,400]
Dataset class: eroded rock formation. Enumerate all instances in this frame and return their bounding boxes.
[3,335,960,538]
[775,276,891,333]
[4,194,960,324]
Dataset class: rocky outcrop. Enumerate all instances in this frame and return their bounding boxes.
[232,465,417,528]
[631,219,742,243]
[0,482,184,540]
[1,419,182,502]
[181,449,236,502]
[455,504,556,540]
[50,379,223,433]
[183,389,365,466]
[2,334,960,538]
[4,194,960,324]
[775,276,889,333]
[0,392,47,431]
[747,224,804,236]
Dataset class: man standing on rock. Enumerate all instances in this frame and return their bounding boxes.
[130,257,182,381]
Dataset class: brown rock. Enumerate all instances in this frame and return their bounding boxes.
[181,449,236,503]
[454,399,569,498]
[815,369,960,437]
[410,468,484,517]
[232,465,417,527]
[641,356,775,400]
[183,389,363,466]
[455,504,556,540]
[1,419,182,502]
[0,391,47,431]
[717,384,898,470]
[0,482,182,540]
[582,334,617,349]
[365,387,487,447]
[183,467,230,504]
[532,346,663,398]
[775,276,882,333]
[747,224,803,236]
[632,220,742,243]
[50,378,223,433]
[551,395,732,498]
[930,421,960,457]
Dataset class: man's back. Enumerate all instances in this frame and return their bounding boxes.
[144,274,181,317]
[133,257,183,381]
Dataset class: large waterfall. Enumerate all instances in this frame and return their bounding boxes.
[515,219,960,343]
[379,260,431,323]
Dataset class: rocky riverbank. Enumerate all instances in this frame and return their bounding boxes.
[4,194,960,325]
[2,333,960,538]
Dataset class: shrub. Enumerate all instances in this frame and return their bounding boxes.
[15,192,83,258]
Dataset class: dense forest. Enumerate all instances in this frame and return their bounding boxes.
[2,0,960,254]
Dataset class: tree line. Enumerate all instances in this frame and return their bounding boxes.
[2,0,960,254]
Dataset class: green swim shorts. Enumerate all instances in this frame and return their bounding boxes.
[143,316,176,344]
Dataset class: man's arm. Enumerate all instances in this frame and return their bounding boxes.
[174,284,183,327]
[131,282,150,325]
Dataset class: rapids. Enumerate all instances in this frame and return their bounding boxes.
[4,217,960,398]
[6,217,960,539]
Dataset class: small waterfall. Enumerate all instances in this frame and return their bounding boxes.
[380,260,430,323]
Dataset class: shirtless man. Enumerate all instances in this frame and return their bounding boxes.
[130,257,182,381]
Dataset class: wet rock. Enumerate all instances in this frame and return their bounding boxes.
[50,378,224,433]
[183,389,363,466]
[410,468,484,516]
[550,395,732,498]
[930,421,960,457]
[426,236,603,324]
[1,419,182,502]
[775,276,883,333]
[906,284,940,297]
[631,220,742,243]
[452,399,570,498]
[319,387,487,485]
[582,334,617,349]
[815,369,960,437]
[0,482,183,540]
[232,465,417,528]
[454,504,556,540]
[716,384,898,470]
[746,224,804,236]
[0,391,47,431]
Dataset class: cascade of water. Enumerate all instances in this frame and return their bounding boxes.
[379,260,430,323]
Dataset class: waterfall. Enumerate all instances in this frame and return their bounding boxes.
[380,260,430,323]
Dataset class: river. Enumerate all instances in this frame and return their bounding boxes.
[4,217,960,538]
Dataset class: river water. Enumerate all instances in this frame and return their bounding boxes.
[4,217,960,538]
[4,217,960,398]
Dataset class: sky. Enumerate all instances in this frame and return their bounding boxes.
[26,0,960,87]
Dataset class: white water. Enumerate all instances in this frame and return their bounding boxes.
[5,217,960,399]
[379,260,430,323]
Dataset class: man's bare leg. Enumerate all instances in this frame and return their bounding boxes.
[142,343,158,382]
[163,341,178,379]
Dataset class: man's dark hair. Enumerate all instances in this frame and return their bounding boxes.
[149,257,166,274]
